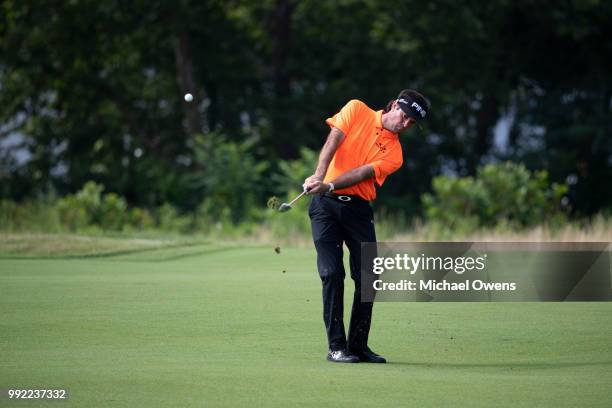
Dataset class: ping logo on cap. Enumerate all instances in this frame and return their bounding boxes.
[410,102,427,118]
[398,98,427,118]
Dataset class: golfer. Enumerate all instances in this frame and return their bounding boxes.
[303,89,429,363]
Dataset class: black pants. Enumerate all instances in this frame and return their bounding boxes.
[308,194,376,352]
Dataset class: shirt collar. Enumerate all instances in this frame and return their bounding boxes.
[375,110,398,139]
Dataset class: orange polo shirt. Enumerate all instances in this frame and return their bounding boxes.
[324,99,403,201]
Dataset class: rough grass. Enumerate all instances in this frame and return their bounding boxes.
[393,215,612,243]
[1,236,611,407]
[0,233,209,258]
[257,214,612,247]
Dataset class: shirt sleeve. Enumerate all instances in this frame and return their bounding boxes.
[369,145,403,187]
[325,99,363,136]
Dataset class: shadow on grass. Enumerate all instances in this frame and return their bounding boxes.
[387,360,612,369]
[0,243,242,262]
[109,245,243,262]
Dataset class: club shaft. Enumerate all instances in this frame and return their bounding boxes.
[287,190,307,206]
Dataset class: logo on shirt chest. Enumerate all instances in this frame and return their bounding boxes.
[375,142,387,153]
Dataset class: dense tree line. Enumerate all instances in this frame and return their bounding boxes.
[1,0,610,219]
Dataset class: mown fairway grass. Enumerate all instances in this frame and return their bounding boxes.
[1,237,611,407]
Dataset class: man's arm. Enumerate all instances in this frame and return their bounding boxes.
[304,128,345,190]
[306,164,374,194]
[310,127,345,180]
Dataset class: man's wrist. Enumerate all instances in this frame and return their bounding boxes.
[327,182,335,192]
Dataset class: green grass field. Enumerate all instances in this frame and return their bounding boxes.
[1,237,611,407]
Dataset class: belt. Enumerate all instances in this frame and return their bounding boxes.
[322,192,368,203]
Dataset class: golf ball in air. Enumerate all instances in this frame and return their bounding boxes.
[184,93,193,102]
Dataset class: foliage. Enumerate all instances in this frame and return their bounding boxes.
[271,147,318,194]
[155,203,192,233]
[1,1,610,219]
[422,162,568,233]
[0,198,62,232]
[56,181,154,231]
[0,0,612,226]
[188,133,269,223]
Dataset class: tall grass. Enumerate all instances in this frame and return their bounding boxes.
[390,214,612,243]
[1,198,610,247]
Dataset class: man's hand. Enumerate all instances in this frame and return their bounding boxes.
[304,180,330,195]
[305,165,375,195]
[303,174,323,192]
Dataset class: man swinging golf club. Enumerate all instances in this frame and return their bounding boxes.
[303,89,429,363]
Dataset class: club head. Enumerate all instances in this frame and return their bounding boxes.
[278,203,292,212]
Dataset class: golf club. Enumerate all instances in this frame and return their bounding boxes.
[278,189,308,212]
